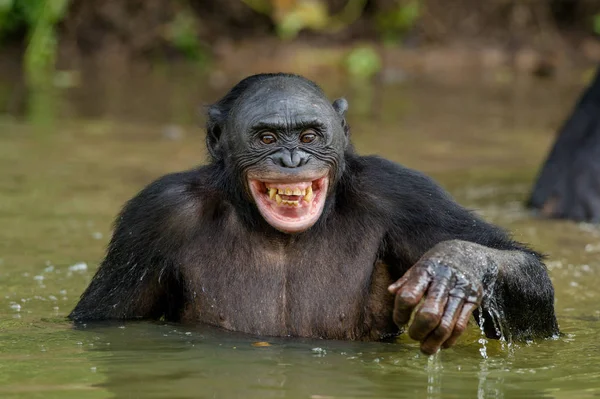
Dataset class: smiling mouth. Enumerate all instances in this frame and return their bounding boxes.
[248,176,329,233]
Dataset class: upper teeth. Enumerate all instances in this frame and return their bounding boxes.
[269,187,308,196]
[304,185,313,202]
[266,185,314,204]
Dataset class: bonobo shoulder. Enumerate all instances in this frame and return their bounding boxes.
[116,168,210,237]
[355,155,520,253]
[356,155,454,204]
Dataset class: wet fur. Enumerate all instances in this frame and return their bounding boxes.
[70,74,559,342]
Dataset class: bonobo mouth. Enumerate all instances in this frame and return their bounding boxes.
[248,176,329,233]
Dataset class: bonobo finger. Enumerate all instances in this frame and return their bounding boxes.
[407,273,453,342]
[387,275,409,294]
[420,295,464,355]
[442,302,478,349]
[392,269,431,327]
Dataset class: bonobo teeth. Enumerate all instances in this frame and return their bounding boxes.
[304,186,313,203]
[265,183,315,206]
[274,187,307,195]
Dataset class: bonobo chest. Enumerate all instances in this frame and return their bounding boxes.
[180,217,397,340]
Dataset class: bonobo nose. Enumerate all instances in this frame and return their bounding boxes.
[274,149,308,168]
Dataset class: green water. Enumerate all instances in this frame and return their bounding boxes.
[1,64,599,398]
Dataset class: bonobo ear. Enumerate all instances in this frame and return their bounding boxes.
[332,98,350,139]
[206,106,224,160]
[332,98,348,118]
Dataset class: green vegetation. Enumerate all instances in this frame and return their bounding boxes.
[0,0,599,88]
[243,0,367,40]
[242,0,420,42]
[0,0,70,87]
[0,0,210,88]
[376,0,420,43]
[345,45,381,80]
[164,5,209,63]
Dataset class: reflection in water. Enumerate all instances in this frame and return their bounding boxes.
[0,61,599,398]
[72,321,571,399]
[477,358,506,399]
[426,354,442,399]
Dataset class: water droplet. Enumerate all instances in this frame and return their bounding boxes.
[69,262,88,272]
[311,347,327,356]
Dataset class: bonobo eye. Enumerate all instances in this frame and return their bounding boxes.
[300,129,317,144]
[260,133,277,145]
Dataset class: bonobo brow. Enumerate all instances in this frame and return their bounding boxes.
[251,117,325,133]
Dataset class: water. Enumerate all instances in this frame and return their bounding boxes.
[1,62,600,398]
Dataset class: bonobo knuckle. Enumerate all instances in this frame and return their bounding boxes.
[432,264,454,280]
[453,323,467,336]
[466,294,482,305]
[433,323,452,339]
[397,290,419,306]
[465,287,483,305]
[416,259,438,275]
[416,310,441,330]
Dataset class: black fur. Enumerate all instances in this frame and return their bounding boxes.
[70,73,559,343]
[528,67,600,222]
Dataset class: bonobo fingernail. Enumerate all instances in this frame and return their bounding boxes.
[388,283,398,292]
[421,345,440,356]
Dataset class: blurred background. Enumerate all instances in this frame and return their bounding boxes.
[2,1,600,398]
[1,0,600,124]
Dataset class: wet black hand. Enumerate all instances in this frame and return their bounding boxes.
[388,245,484,355]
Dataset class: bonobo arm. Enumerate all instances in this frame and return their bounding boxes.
[69,172,199,322]
[364,157,559,354]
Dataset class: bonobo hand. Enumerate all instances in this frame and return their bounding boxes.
[388,240,489,355]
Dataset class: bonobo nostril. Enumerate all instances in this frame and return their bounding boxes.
[275,149,307,168]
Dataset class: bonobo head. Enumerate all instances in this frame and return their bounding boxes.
[206,73,349,233]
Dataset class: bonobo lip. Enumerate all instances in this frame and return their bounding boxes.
[248,175,329,233]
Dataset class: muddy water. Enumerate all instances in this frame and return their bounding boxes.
[1,64,599,398]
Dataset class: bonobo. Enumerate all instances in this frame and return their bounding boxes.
[528,67,600,222]
[70,73,559,354]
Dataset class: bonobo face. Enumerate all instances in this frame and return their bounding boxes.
[224,77,348,233]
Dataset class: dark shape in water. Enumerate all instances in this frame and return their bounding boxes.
[528,67,600,222]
